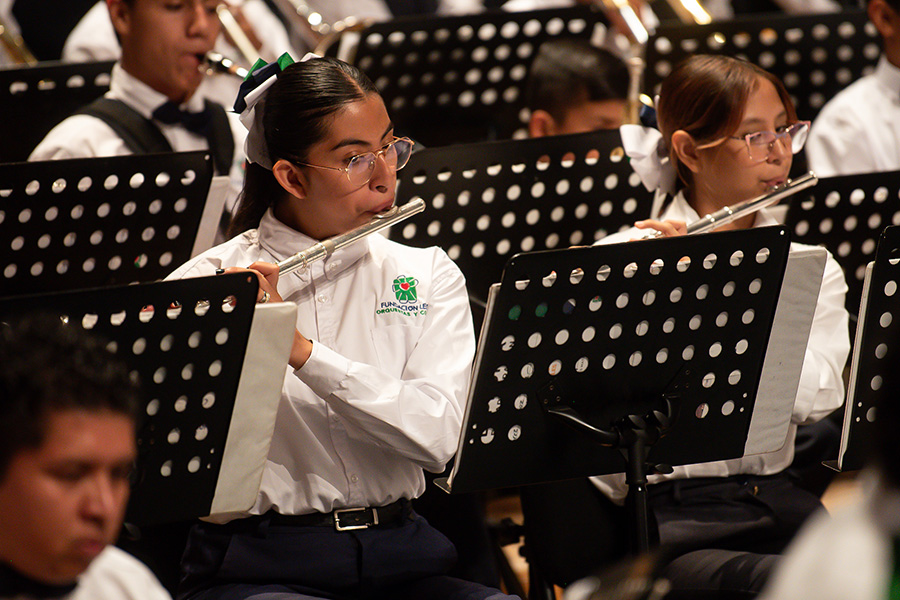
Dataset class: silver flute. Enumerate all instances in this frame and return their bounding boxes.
[685,171,817,235]
[277,198,426,275]
[645,171,818,238]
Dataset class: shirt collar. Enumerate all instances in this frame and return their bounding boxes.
[109,62,206,120]
[874,55,900,103]
[256,209,370,286]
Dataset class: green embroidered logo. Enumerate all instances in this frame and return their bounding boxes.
[392,276,418,303]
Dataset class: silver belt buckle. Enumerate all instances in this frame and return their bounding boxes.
[334,507,376,531]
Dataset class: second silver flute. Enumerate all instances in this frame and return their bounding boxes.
[686,171,817,234]
[277,198,426,275]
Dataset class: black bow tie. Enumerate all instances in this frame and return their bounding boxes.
[152,101,213,135]
[0,562,77,599]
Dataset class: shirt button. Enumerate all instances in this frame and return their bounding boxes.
[350,474,359,483]
[316,293,328,303]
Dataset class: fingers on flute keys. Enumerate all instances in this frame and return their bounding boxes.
[633,219,687,240]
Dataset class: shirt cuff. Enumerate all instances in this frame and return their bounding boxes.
[293,339,351,399]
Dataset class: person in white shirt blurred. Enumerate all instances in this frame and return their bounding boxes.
[806,0,900,177]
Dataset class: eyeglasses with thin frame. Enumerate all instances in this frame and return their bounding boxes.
[729,121,810,162]
[294,137,415,187]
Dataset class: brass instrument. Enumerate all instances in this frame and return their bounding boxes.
[203,51,250,79]
[598,0,711,123]
[216,2,262,66]
[599,0,649,45]
[277,198,426,275]
[266,0,370,58]
[0,15,36,65]
[663,0,712,25]
[596,0,649,124]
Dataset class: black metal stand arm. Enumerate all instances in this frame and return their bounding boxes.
[542,388,676,555]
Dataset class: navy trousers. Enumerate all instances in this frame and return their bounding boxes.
[177,509,518,600]
[648,472,823,600]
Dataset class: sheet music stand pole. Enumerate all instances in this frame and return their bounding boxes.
[542,383,676,553]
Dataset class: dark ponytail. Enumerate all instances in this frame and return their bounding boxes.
[228,57,379,237]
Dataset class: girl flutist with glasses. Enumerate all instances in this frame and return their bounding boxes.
[592,54,851,598]
[167,54,516,600]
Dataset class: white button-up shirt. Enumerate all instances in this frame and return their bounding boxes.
[68,546,172,600]
[807,55,900,177]
[591,192,850,502]
[167,210,475,517]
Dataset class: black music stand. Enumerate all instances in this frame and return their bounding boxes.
[0,273,296,589]
[0,59,114,162]
[0,151,215,297]
[644,8,878,124]
[393,128,655,329]
[344,5,605,146]
[786,169,900,321]
[438,226,794,552]
[831,226,900,472]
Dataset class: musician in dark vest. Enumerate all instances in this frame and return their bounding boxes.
[29,0,244,237]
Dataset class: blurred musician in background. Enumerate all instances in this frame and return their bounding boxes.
[757,328,900,600]
[0,314,170,600]
[526,38,630,136]
[166,54,518,600]
[61,0,297,111]
[806,0,900,177]
[29,0,245,239]
[595,54,850,598]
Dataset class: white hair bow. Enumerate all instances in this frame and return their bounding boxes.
[235,52,320,170]
[619,124,678,198]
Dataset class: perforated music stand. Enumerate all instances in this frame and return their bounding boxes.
[830,226,900,472]
[345,5,605,146]
[438,226,793,552]
[393,129,655,328]
[0,151,214,297]
[644,8,878,124]
[0,272,295,526]
[786,169,900,320]
[0,59,114,162]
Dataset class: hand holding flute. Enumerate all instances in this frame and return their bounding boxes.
[218,260,315,368]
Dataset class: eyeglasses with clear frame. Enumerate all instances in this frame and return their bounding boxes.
[294,137,415,187]
[729,121,810,162]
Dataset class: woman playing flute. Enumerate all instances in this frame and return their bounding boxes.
[167,54,515,600]
[594,54,851,598]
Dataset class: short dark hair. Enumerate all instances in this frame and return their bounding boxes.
[525,39,630,122]
[0,313,140,479]
[228,57,379,236]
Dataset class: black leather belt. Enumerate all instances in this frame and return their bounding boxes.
[268,498,409,531]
